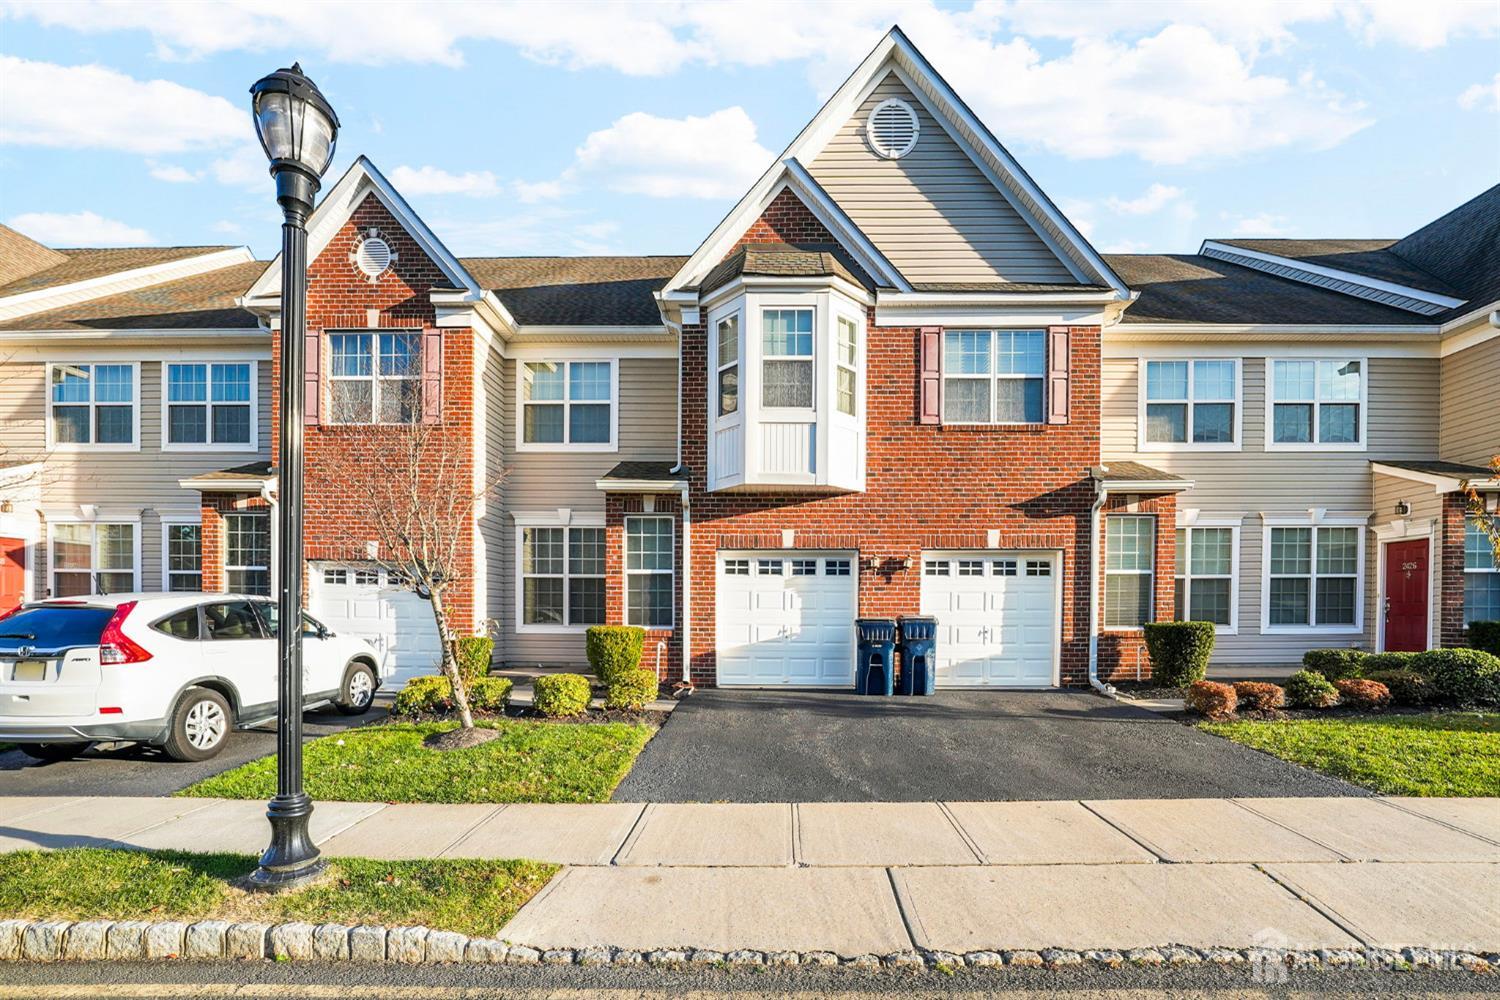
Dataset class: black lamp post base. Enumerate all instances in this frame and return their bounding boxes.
[248,792,326,892]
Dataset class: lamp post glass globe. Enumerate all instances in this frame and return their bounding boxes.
[250,63,340,213]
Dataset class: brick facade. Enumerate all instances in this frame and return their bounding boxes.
[198,492,271,592]
[1096,492,1179,682]
[728,187,837,252]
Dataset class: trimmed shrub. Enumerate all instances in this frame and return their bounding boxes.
[1333,678,1390,709]
[605,669,660,711]
[586,626,645,685]
[456,635,494,683]
[1412,648,1500,705]
[392,675,511,718]
[1469,620,1500,657]
[1359,651,1419,674]
[1301,647,1365,681]
[532,673,593,718]
[1143,621,1216,688]
[1232,681,1285,712]
[1365,669,1434,706]
[1285,669,1339,709]
[1185,680,1237,720]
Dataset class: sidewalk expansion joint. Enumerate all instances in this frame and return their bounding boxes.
[1076,800,1170,863]
[1229,799,1357,862]
[433,805,507,858]
[884,867,925,952]
[1374,798,1500,847]
[935,801,987,864]
[609,803,654,866]
[1253,863,1373,947]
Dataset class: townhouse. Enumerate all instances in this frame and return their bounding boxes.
[1,27,1495,691]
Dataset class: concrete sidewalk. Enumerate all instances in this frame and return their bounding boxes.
[1,795,1497,956]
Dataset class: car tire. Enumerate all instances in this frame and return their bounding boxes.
[162,687,233,762]
[18,742,92,763]
[336,662,378,715]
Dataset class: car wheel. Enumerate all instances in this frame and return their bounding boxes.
[336,662,378,715]
[18,742,92,763]
[162,687,232,762]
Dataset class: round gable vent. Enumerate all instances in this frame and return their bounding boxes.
[866,98,919,159]
[355,236,393,278]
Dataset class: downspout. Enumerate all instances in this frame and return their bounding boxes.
[662,310,693,690]
[1088,476,1116,697]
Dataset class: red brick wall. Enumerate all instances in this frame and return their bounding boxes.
[726,187,836,252]
[199,492,271,592]
[1096,493,1179,682]
[270,193,478,630]
[1439,491,1473,648]
[604,494,683,682]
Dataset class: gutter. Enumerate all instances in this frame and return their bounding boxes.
[1087,478,1115,697]
[660,311,694,691]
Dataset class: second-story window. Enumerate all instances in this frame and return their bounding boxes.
[762,308,814,408]
[521,361,614,448]
[1270,359,1363,447]
[328,332,422,425]
[49,363,135,448]
[1144,360,1236,446]
[836,316,858,417]
[717,316,739,416]
[942,330,1045,424]
[166,362,253,447]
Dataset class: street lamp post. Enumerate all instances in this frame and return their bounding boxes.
[247,63,339,892]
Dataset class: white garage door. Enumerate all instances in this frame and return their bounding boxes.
[921,552,1058,687]
[310,563,443,689]
[716,552,857,687]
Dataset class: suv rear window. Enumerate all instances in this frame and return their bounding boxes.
[153,607,201,641]
[0,606,116,652]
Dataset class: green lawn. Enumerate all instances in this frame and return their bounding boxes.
[1202,712,1500,797]
[0,849,556,937]
[179,719,655,804]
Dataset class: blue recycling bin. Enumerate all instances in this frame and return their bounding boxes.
[854,618,896,696]
[897,615,937,696]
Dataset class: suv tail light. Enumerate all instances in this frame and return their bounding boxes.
[99,601,152,665]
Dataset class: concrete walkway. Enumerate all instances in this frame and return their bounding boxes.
[1,795,1497,955]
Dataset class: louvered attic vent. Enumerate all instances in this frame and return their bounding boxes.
[866,98,919,159]
[355,236,393,278]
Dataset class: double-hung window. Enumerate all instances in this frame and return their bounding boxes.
[1174,526,1235,628]
[329,332,422,424]
[521,361,614,447]
[625,515,673,627]
[761,308,814,408]
[1270,359,1363,447]
[1267,525,1361,629]
[165,362,253,447]
[836,316,858,417]
[1144,360,1236,446]
[519,525,606,628]
[1104,515,1155,627]
[164,522,202,592]
[49,522,136,597]
[716,315,739,417]
[1465,520,1500,624]
[49,363,135,448]
[225,513,271,596]
[942,330,1045,424]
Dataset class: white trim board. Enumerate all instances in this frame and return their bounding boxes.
[0,247,255,322]
[1199,241,1466,311]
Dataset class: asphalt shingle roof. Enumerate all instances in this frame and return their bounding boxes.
[0,261,267,331]
[698,243,873,294]
[0,245,238,298]
[1389,183,1500,321]
[460,256,686,326]
[1215,238,1462,298]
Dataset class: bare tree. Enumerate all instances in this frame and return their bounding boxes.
[1464,455,1500,564]
[323,366,504,732]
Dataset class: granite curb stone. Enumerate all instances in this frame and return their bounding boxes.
[185,920,230,960]
[62,921,112,961]
[143,921,186,960]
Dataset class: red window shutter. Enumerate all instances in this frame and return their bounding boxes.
[1047,326,1071,425]
[919,326,942,424]
[304,328,321,426]
[421,328,443,423]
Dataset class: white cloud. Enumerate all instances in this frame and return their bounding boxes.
[1338,0,1500,50]
[1459,72,1500,112]
[1231,212,1292,236]
[209,144,271,189]
[1105,183,1187,216]
[430,207,626,255]
[0,55,243,154]
[6,211,154,246]
[148,162,202,183]
[570,107,774,199]
[512,179,566,204]
[211,220,243,234]
[389,165,501,197]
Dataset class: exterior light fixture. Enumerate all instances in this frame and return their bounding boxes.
[1395,500,1412,517]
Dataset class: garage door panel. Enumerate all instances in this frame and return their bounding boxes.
[717,550,856,687]
[311,563,442,689]
[921,551,1057,689]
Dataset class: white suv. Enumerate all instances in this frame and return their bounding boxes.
[0,593,387,762]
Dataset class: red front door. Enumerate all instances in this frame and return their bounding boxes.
[1384,539,1429,652]
[0,537,23,616]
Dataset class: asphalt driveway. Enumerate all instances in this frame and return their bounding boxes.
[612,689,1362,802]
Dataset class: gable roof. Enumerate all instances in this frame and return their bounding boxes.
[459,256,684,326]
[0,224,67,288]
[0,260,266,332]
[665,26,1126,299]
[1388,182,1500,321]
[0,244,240,299]
[1215,239,1461,298]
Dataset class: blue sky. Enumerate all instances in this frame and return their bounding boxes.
[1,1,1496,261]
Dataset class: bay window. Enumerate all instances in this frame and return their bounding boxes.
[1174,526,1235,627]
[329,332,422,424]
[225,513,271,596]
[1465,520,1500,623]
[625,515,674,627]
[165,362,254,448]
[50,522,137,597]
[48,363,136,448]
[836,316,857,417]
[1267,524,1361,629]
[942,330,1045,424]
[717,315,739,416]
[1270,359,1363,447]
[521,360,615,448]
[164,522,202,592]
[1144,360,1236,446]
[1105,515,1155,628]
[519,525,606,628]
[761,309,814,408]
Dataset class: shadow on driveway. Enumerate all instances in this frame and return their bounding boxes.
[613,689,1363,802]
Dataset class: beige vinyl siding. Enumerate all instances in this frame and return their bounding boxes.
[1103,353,1439,666]
[807,73,1074,285]
[3,354,272,596]
[495,355,678,667]
[1438,335,1499,465]
[477,344,509,653]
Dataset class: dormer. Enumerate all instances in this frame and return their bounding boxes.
[700,243,871,492]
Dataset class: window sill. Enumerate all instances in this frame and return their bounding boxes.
[1261,625,1363,635]
[516,442,619,454]
[1264,443,1367,453]
[516,624,594,635]
[1137,442,1242,453]
[937,422,1050,432]
[162,442,259,453]
[45,443,140,454]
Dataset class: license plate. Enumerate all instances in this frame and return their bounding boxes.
[12,660,45,682]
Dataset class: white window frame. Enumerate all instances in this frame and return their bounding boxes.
[715,312,741,418]
[624,514,674,628]
[46,517,141,597]
[516,359,619,452]
[160,359,259,452]
[44,361,141,453]
[325,330,425,427]
[1138,358,1241,451]
[224,511,272,597]
[161,516,203,593]
[1173,520,1240,634]
[1463,519,1500,625]
[1103,514,1156,631]
[512,512,607,635]
[1260,515,1366,634]
[1264,358,1368,452]
[835,314,858,418]
[760,307,816,413]
[941,329,1047,426]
